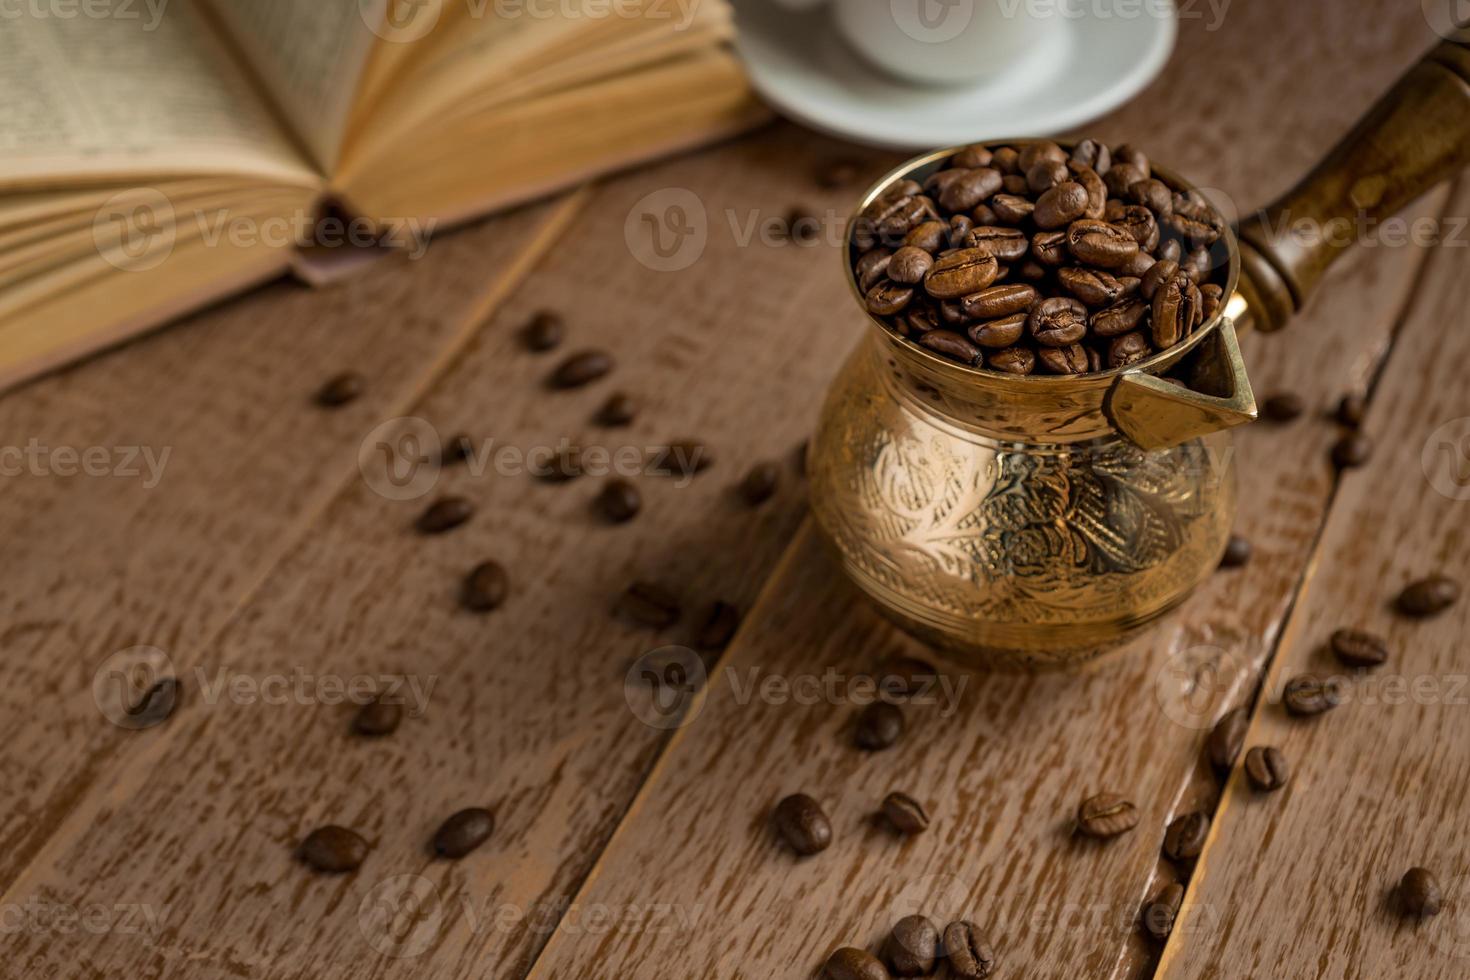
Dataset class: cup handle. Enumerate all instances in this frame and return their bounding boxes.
[1237,37,1470,332]
[1104,316,1258,450]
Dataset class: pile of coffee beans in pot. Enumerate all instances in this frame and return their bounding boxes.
[851,139,1229,375]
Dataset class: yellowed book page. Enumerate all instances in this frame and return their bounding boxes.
[203,0,385,172]
[0,179,248,248]
[0,0,320,189]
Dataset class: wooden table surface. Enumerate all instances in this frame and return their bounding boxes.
[5,1,1469,977]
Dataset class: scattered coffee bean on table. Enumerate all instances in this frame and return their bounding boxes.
[522,311,565,351]
[615,581,681,628]
[881,792,930,835]
[416,496,474,534]
[658,438,713,478]
[535,445,583,482]
[441,433,475,466]
[1077,792,1140,838]
[883,915,939,976]
[1330,628,1389,668]
[774,793,832,856]
[1261,393,1305,423]
[1400,867,1443,918]
[738,462,780,507]
[1330,431,1373,470]
[314,371,365,408]
[694,600,741,651]
[298,825,368,873]
[594,479,642,523]
[548,349,613,388]
[1397,574,1461,618]
[352,696,402,736]
[1244,746,1290,792]
[594,391,636,427]
[126,677,180,726]
[1283,674,1343,716]
[852,138,1229,375]
[433,807,495,858]
[1336,392,1366,428]
[1163,811,1210,863]
[1141,882,1184,943]
[1207,706,1249,777]
[823,947,889,980]
[461,560,509,612]
[855,701,905,751]
[943,920,996,979]
[1219,534,1252,569]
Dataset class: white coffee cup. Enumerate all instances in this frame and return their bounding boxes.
[830,0,1056,86]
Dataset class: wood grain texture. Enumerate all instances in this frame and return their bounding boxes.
[0,196,569,892]
[0,127,904,978]
[1158,178,1470,980]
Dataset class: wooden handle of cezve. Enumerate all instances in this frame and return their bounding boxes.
[1236,38,1470,331]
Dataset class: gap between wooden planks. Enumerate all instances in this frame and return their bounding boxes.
[1158,178,1470,979]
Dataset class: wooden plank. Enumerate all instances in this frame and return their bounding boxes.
[1157,178,1470,980]
[0,195,572,892]
[0,127,905,977]
[516,2,1458,977]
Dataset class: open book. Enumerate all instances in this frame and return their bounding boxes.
[0,0,764,390]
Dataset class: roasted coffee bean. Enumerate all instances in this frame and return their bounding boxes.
[1019,140,1066,171]
[416,496,473,534]
[1115,205,1161,250]
[1331,432,1373,470]
[905,306,939,335]
[1400,867,1443,918]
[1068,219,1140,269]
[695,600,741,651]
[989,345,1036,375]
[1072,138,1111,172]
[1200,283,1224,319]
[962,283,1037,320]
[1336,393,1367,428]
[1159,238,1184,263]
[1001,174,1029,195]
[1029,297,1088,347]
[1244,746,1290,792]
[1140,259,1179,301]
[888,246,934,284]
[823,947,888,980]
[1037,343,1090,375]
[352,696,402,736]
[881,792,930,834]
[1168,212,1222,246]
[549,350,613,389]
[522,311,565,351]
[1108,331,1152,368]
[867,281,915,316]
[299,826,368,873]
[1262,392,1304,422]
[1092,298,1149,337]
[534,445,583,482]
[939,168,1003,212]
[1030,229,1070,267]
[991,146,1021,174]
[124,677,179,727]
[1119,249,1157,278]
[1129,177,1174,215]
[315,372,364,408]
[1219,534,1251,568]
[594,479,642,523]
[774,793,832,856]
[1207,706,1249,776]
[615,581,681,627]
[1059,267,1126,307]
[925,168,968,197]
[737,462,779,507]
[433,807,495,858]
[1027,159,1069,193]
[943,920,996,979]
[1331,628,1389,668]
[884,915,939,976]
[918,330,983,365]
[1033,181,1089,229]
[786,206,821,245]
[461,560,509,612]
[1398,575,1460,617]
[969,314,1028,349]
[857,248,893,290]
[1113,143,1151,177]
[1183,246,1214,282]
[855,701,905,750]
[1151,272,1191,349]
[1086,345,1103,373]
[1017,259,1048,282]
[965,226,1030,262]
[947,214,975,247]
[594,391,636,427]
[925,249,999,299]
[1104,162,1146,197]
[1069,163,1108,219]
[1141,883,1184,943]
[1077,792,1139,838]
[952,144,993,169]
[1283,674,1343,716]
[440,433,474,467]
[904,220,949,253]
[1163,811,1210,863]
[991,193,1035,223]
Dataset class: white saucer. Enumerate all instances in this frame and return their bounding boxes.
[734,0,1177,150]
